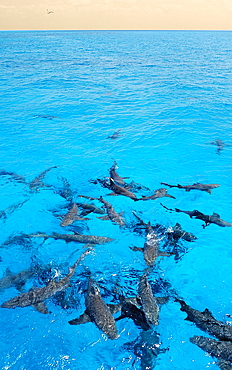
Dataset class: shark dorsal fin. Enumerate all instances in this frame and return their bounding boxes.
[107,303,121,315]
[5,268,12,276]
[212,213,220,218]
[202,308,215,319]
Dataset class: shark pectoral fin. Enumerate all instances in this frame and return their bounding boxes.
[124,297,139,306]
[97,215,110,220]
[69,312,91,325]
[165,194,176,199]
[107,192,118,196]
[32,302,50,314]
[206,189,212,194]
[78,195,98,200]
[156,346,169,355]
[75,216,90,221]
[115,314,125,322]
[82,243,95,249]
[129,246,144,252]
[156,296,169,305]
[158,251,174,257]
[80,210,93,216]
[107,303,122,314]
[119,212,124,216]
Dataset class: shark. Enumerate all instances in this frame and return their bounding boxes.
[54,176,75,202]
[78,194,125,226]
[0,166,58,191]
[190,335,232,363]
[96,196,126,226]
[108,178,138,200]
[132,212,196,243]
[27,231,114,245]
[131,222,173,266]
[107,129,122,140]
[0,267,35,292]
[109,161,129,186]
[115,298,151,331]
[116,274,168,331]
[60,203,90,226]
[1,250,90,314]
[176,298,232,341]
[209,139,231,155]
[161,204,232,228]
[137,273,160,326]
[0,169,26,184]
[137,188,175,201]
[166,223,197,242]
[69,277,120,339]
[77,202,105,216]
[28,166,58,191]
[0,200,28,222]
[160,182,220,194]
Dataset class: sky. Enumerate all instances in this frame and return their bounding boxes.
[0,0,232,31]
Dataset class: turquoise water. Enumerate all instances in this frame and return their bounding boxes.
[0,30,232,369]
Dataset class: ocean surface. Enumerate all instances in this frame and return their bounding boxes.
[0,30,232,370]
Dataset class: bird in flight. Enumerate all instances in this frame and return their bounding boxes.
[47,9,54,14]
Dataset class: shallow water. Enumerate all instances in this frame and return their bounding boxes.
[0,30,232,369]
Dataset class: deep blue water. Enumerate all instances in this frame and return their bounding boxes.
[0,30,232,369]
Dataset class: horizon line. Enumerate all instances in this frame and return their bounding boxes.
[1,29,231,32]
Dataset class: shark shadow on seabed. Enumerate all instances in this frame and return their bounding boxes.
[123,328,167,370]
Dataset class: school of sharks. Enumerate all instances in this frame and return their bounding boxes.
[0,138,232,369]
